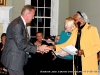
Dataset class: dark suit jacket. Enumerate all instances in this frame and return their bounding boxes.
[1,16,37,71]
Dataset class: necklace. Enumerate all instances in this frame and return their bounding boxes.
[67,32,71,36]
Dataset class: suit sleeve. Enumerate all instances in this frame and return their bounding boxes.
[12,24,37,54]
[84,27,100,57]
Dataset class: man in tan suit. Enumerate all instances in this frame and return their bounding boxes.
[52,11,100,75]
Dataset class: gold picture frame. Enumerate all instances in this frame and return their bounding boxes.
[0,0,6,6]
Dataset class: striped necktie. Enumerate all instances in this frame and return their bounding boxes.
[26,27,30,42]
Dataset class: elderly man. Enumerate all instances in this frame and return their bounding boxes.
[1,5,50,75]
[51,11,100,75]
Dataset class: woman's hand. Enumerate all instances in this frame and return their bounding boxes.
[60,52,69,57]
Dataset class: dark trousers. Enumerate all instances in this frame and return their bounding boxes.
[24,54,37,75]
[36,51,54,75]
[24,52,73,75]
[8,69,24,75]
[74,56,82,75]
[52,58,73,75]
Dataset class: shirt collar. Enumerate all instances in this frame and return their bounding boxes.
[21,16,26,28]
[79,22,86,30]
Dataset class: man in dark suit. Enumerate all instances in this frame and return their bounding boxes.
[1,5,50,75]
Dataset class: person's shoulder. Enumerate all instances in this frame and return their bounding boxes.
[9,16,23,28]
[72,27,77,33]
[61,30,66,33]
[85,23,99,33]
[9,16,21,25]
[87,23,97,30]
[87,24,99,34]
[61,30,65,32]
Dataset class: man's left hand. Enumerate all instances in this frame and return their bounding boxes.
[37,45,51,53]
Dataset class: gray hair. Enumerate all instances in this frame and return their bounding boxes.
[77,11,89,23]
[21,5,36,15]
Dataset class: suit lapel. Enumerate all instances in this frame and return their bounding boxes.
[19,16,25,29]
[73,23,90,48]
[19,16,27,40]
[80,23,90,49]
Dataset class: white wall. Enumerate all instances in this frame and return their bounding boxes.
[58,0,69,34]
[5,0,100,34]
[12,0,25,21]
[69,0,100,34]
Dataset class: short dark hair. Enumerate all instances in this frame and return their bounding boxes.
[1,33,6,39]
[36,31,43,35]
[21,5,36,15]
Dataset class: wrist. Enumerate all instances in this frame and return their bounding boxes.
[48,45,56,50]
[37,46,40,50]
[53,45,56,49]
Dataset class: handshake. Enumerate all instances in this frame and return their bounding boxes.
[36,45,55,54]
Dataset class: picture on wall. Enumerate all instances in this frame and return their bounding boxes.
[0,0,6,6]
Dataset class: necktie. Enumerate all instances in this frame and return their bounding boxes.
[25,27,30,56]
[26,27,30,42]
[74,28,82,75]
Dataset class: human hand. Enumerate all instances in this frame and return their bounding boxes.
[76,50,85,56]
[46,39,55,45]
[48,45,56,50]
[97,52,100,61]
[60,52,69,57]
[37,45,51,54]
